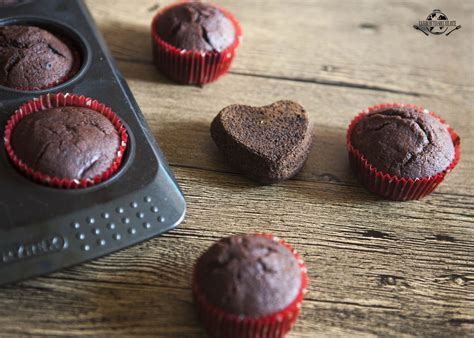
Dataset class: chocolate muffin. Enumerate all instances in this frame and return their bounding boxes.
[350,106,455,179]
[211,100,313,184]
[0,25,75,89]
[155,2,235,52]
[194,234,302,317]
[11,107,120,179]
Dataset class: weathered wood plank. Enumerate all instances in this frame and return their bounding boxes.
[117,60,473,195]
[86,0,474,97]
[0,167,472,337]
[0,279,203,337]
[0,1,472,337]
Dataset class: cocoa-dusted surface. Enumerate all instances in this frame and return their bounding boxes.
[155,2,235,52]
[350,107,455,179]
[211,100,313,184]
[0,25,74,89]
[11,107,120,180]
[194,235,302,317]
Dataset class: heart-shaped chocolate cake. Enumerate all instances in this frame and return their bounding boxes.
[211,100,313,184]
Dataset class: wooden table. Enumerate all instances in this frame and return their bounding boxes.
[1,1,473,336]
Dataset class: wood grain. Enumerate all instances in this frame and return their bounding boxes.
[0,167,472,337]
[0,0,472,337]
[90,0,474,97]
[117,60,473,196]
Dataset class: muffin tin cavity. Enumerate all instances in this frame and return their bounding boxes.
[0,17,90,92]
[3,94,130,189]
[0,0,185,286]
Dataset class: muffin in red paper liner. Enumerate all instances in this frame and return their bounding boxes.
[0,25,81,91]
[151,1,242,85]
[4,93,128,189]
[192,233,307,338]
[347,103,460,201]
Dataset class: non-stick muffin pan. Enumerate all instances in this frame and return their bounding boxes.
[0,0,186,285]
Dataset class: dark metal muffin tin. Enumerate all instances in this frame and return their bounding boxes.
[0,0,186,285]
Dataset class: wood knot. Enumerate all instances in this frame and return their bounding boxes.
[380,275,405,287]
[451,275,468,286]
[434,234,455,242]
[321,65,338,73]
[148,3,160,12]
[363,230,390,239]
[359,23,378,30]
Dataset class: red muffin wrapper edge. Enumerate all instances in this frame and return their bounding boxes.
[4,93,129,189]
[151,1,242,85]
[192,233,308,338]
[346,103,460,201]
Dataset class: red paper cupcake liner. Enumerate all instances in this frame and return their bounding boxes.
[151,1,242,85]
[192,233,308,338]
[3,93,128,189]
[347,103,460,201]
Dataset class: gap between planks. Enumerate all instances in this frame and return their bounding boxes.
[113,56,426,97]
